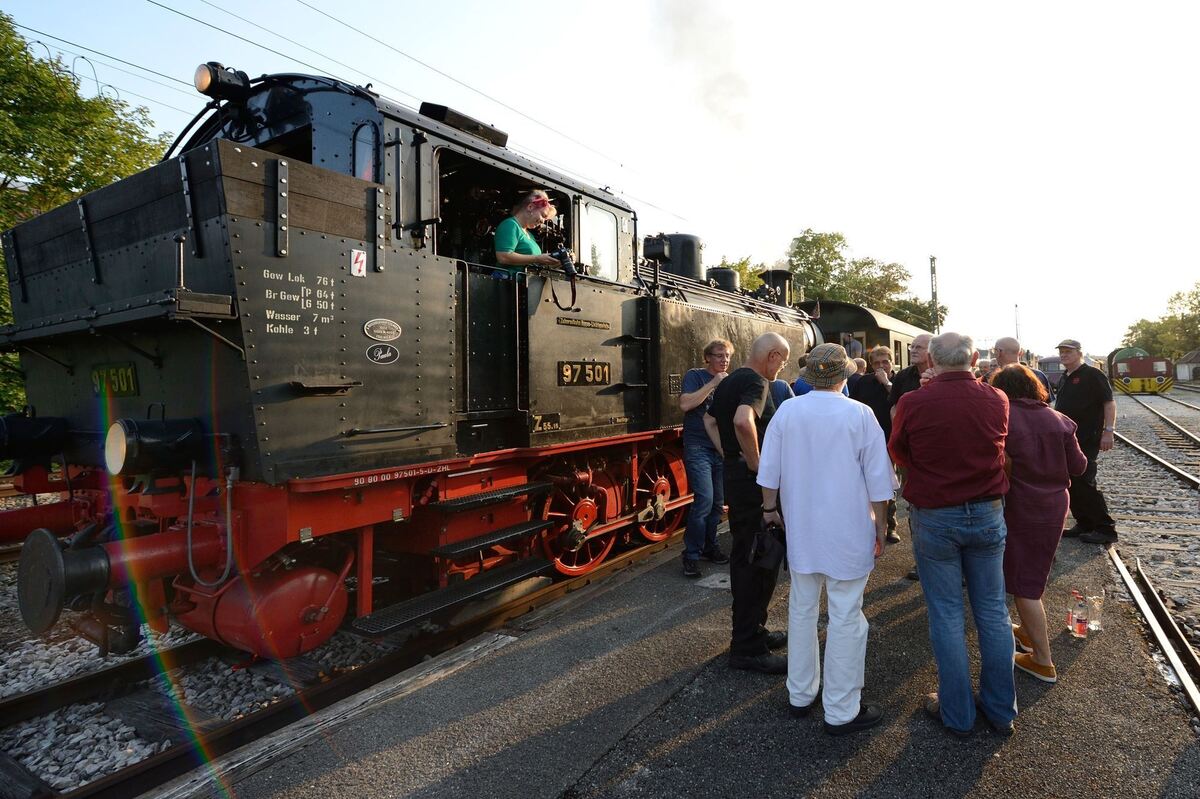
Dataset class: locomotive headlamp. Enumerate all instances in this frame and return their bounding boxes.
[193,62,252,102]
[0,413,70,460]
[104,418,206,475]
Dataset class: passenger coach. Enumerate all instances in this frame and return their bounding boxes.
[797,299,931,369]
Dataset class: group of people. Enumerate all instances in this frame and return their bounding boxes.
[678,329,1118,737]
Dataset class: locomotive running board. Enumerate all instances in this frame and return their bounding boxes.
[350,557,553,636]
[431,480,553,512]
[431,519,555,557]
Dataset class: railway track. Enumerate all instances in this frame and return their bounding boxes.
[1110,393,1200,717]
[1158,393,1200,414]
[1118,394,1200,473]
[1111,547,1200,717]
[0,529,683,798]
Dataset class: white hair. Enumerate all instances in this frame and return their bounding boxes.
[749,332,790,362]
[930,332,974,369]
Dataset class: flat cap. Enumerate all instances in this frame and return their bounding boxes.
[1056,339,1082,350]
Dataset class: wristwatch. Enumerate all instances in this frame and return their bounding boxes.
[762,506,778,513]
[1103,426,1114,433]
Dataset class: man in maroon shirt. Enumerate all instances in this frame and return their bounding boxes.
[889,332,1016,738]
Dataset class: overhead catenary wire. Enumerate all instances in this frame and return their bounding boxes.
[17,9,689,225]
[143,0,357,85]
[12,30,198,118]
[148,1,687,221]
[11,23,191,86]
[193,0,424,106]
[291,0,630,172]
[90,83,193,115]
[182,0,686,221]
[31,40,200,100]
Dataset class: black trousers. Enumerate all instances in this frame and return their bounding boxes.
[887,498,897,532]
[724,460,781,656]
[1068,442,1116,534]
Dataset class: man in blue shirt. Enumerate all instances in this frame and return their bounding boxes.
[678,339,734,577]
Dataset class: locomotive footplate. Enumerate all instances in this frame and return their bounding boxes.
[349,557,553,636]
[430,520,555,558]
[431,481,553,512]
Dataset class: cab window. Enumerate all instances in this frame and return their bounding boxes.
[353,123,377,182]
[579,202,618,281]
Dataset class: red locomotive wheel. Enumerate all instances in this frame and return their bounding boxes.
[635,452,686,543]
[539,484,616,576]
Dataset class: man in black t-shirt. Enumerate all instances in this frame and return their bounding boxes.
[851,345,899,542]
[888,333,932,419]
[704,332,791,674]
[1053,339,1118,544]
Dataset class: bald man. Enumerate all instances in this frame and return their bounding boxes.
[705,332,792,674]
[993,337,1053,398]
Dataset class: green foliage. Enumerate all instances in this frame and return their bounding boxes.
[889,294,948,330]
[715,255,764,291]
[784,228,944,330]
[0,13,170,411]
[1122,281,1200,360]
[786,230,848,301]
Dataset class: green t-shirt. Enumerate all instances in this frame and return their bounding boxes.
[494,217,541,275]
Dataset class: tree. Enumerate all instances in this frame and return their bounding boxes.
[786,229,849,301]
[1122,281,1200,360]
[0,13,170,411]
[781,228,944,330]
[715,255,764,291]
[889,294,948,330]
[1123,318,1175,357]
[841,256,911,310]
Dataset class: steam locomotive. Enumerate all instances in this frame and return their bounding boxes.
[2,64,821,659]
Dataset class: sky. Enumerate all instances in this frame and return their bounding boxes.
[4,0,1198,357]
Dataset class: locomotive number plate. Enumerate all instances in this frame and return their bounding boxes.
[91,362,139,397]
[557,361,611,386]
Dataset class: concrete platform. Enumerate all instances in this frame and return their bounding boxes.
[154,518,1200,799]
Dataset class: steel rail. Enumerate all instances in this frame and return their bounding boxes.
[1157,393,1200,413]
[0,638,225,729]
[1114,432,1200,487]
[1125,394,1200,448]
[1109,547,1200,717]
[1174,384,1200,395]
[45,529,683,798]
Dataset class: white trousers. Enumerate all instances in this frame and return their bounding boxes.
[787,570,870,726]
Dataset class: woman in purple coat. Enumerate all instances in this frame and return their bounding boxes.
[990,364,1088,684]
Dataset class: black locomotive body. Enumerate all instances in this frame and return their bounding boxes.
[3,67,819,657]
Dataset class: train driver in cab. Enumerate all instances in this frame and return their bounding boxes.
[494,189,563,276]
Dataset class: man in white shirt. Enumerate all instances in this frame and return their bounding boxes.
[758,343,896,736]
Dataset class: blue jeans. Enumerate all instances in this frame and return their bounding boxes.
[682,442,724,560]
[912,499,1016,732]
